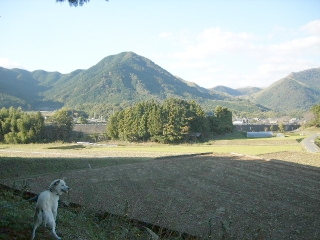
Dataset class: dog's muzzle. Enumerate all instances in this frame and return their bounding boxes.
[62,187,71,193]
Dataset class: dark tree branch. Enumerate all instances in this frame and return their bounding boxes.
[56,0,108,7]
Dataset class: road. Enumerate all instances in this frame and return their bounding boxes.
[301,133,320,153]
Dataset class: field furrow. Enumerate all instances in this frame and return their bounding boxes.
[3,153,319,239]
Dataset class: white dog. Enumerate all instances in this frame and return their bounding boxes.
[31,179,71,240]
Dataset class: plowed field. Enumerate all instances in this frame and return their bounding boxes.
[4,152,319,239]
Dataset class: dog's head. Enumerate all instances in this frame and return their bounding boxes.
[49,179,71,196]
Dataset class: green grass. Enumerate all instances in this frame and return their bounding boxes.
[104,144,303,154]
[208,145,303,155]
[1,188,175,240]
[0,134,305,157]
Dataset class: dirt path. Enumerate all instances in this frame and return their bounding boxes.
[6,153,319,239]
[301,133,320,153]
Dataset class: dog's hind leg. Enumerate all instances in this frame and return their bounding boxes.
[31,208,42,240]
[51,221,61,240]
[47,212,61,240]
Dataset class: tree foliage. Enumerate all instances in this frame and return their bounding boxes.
[46,108,74,141]
[278,122,285,133]
[56,0,108,7]
[107,99,233,143]
[0,107,44,143]
[311,103,320,127]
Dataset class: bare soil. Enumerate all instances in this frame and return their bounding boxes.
[3,152,319,239]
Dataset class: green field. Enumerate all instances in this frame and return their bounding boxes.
[0,133,305,156]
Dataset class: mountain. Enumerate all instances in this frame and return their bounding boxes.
[0,52,229,111]
[236,87,262,95]
[211,86,242,96]
[37,52,228,107]
[252,68,320,112]
[0,67,63,109]
[212,86,262,96]
[0,52,319,115]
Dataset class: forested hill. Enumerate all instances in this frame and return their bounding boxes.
[38,52,227,107]
[251,68,320,112]
[211,86,262,96]
[0,52,227,111]
[0,52,319,115]
[0,67,63,110]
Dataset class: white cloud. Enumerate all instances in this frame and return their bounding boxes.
[257,58,319,78]
[170,27,256,60]
[160,21,320,88]
[300,20,320,36]
[170,60,213,69]
[159,32,172,38]
[0,58,25,69]
[268,36,320,56]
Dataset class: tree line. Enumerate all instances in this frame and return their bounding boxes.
[0,107,44,144]
[311,103,320,127]
[0,107,74,144]
[107,98,233,143]
[5,100,319,144]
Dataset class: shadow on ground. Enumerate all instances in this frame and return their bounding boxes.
[47,145,86,150]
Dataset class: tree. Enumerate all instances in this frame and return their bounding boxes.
[148,103,164,141]
[49,109,73,130]
[187,100,207,134]
[270,125,275,132]
[106,99,234,143]
[56,0,108,7]
[212,106,233,133]
[48,108,74,141]
[78,116,88,124]
[0,107,44,143]
[278,122,285,133]
[311,103,320,127]
[162,99,187,142]
[106,112,120,139]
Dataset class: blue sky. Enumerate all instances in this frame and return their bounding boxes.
[0,0,319,88]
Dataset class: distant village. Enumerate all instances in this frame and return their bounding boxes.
[232,117,300,126]
[232,117,301,132]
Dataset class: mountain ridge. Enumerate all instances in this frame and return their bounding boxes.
[251,68,320,112]
[0,52,319,116]
[38,51,226,107]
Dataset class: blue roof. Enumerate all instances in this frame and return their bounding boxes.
[247,132,273,138]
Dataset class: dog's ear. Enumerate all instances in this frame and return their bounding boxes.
[49,179,60,191]
[53,180,60,185]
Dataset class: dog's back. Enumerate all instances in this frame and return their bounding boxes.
[36,190,59,213]
[31,179,70,240]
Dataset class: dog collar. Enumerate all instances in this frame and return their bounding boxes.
[49,189,59,196]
